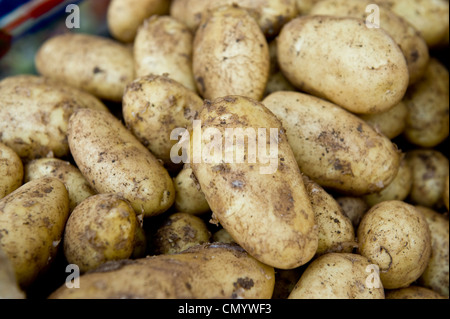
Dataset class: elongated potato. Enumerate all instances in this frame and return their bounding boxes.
[192,6,270,101]
[134,16,196,92]
[0,143,23,200]
[68,108,175,217]
[35,33,134,102]
[173,166,210,215]
[0,178,69,287]
[386,286,448,299]
[190,96,318,269]
[262,92,401,196]
[49,243,275,299]
[277,16,409,114]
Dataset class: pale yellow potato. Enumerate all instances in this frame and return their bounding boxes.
[68,108,175,217]
[134,16,196,92]
[170,0,298,37]
[288,253,385,299]
[24,158,96,211]
[0,178,69,287]
[64,194,137,273]
[277,16,409,114]
[191,96,318,269]
[107,0,170,43]
[173,166,210,215]
[386,286,448,299]
[357,201,432,289]
[49,243,275,299]
[35,33,134,102]
[212,228,236,244]
[123,75,204,171]
[336,197,369,230]
[0,247,25,299]
[403,59,449,148]
[0,143,23,200]
[192,6,270,101]
[262,92,401,196]
[416,206,449,297]
[406,150,449,208]
[310,0,429,85]
[0,75,109,160]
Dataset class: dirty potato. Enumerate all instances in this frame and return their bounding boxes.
[385,286,448,299]
[0,143,23,200]
[173,166,210,215]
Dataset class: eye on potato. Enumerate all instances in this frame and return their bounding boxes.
[385,286,448,300]
[0,142,23,200]
[173,166,210,215]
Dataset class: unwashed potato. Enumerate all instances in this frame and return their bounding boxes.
[385,286,448,299]
[0,75,109,160]
[357,201,432,289]
[123,75,203,171]
[277,15,409,114]
[262,91,401,196]
[0,142,23,200]
[335,197,369,230]
[192,6,270,101]
[64,194,137,273]
[0,247,25,299]
[173,166,210,215]
[68,108,175,217]
[191,96,318,269]
[310,0,429,85]
[170,0,298,38]
[107,0,170,43]
[403,58,449,148]
[406,149,449,209]
[35,33,134,102]
[153,212,211,255]
[49,243,275,299]
[416,206,449,297]
[288,253,385,299]
[0,178,69,287]
[134,16,196,92]
[212,228,236,244]
[24,158,96,211]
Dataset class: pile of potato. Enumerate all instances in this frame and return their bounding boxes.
[0,0,449,300]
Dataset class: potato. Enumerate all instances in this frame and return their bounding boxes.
[0,142,23,200]
[302,175,356,255]
[288,253,385,299]
[262,91,401,196]
[0,247,25,299]
[385,286,448,299]
[24,158,96,211]
[336,197,369,230]
[63,194,137,273]
[49,243,275,299]
[123,75,204,171]
[107,0,170,43]
[357,201,432,289]
[406,150,449,209]
[416,206,449,297]
[403,59,449,148]
[277,15,409,114]
[68,108,175,217]
[212,228,236,244]
[264,72,296,97]
[0,75,109,160]
[363,157,412,207]
[173,166,210,215]
[134,16,196,92]
[310,0,429,85]
[295,0,321,14]
[0,178,69,287]
[35,33,134,102]
[131,223,147,259]
[192,6,270,101]
[170,0,298,38]
[153,212,211,254]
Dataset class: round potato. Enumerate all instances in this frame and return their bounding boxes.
[192,6,270,101]
[336,197,369,230]
[173,166,210,215]
[277,15,409,114]
[262,91,401,196]
[357,201,432,289]
[68,108,175,217]
[385,286,448,299]
[288,253,385,299]
[0,178,69,287]
[0,142,23,200]
[35,33,134,102]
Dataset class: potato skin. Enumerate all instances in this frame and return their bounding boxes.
[262,91,401,196]
[277,16,409,114]
[288,253,385,299]
[0,178,69,287]
[49,243,275,299]
[385,286,448,299]
[192,6,270,101]
[0,143,23,200]
[190,96,318,269]
[35,33,134,102]
[357,201,432,289]
[68,108,175,217]
[173,166,210,215]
